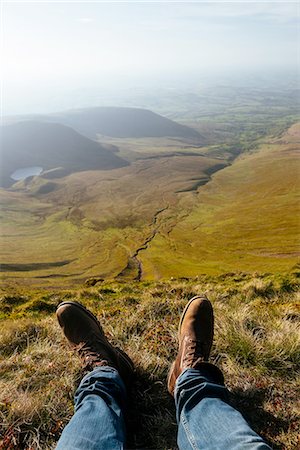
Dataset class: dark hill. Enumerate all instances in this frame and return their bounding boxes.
[4,107,203,140]
[55,107,202,140]
[0,121,128,188]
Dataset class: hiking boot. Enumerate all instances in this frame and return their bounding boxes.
[56,301,134,387]
[167,295,214,396]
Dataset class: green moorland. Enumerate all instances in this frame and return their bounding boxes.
[1,122,299,285]
[0,273,299,449]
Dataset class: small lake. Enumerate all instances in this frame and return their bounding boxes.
[10,166,43,181]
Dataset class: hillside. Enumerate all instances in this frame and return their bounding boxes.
[138,123,300,277]
[4,107,203,141]
[56,107,204,140]
[0,274,299,449]
[0,121,128,188]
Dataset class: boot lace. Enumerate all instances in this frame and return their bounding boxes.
[183,338,206,367]
[75,334,110,369]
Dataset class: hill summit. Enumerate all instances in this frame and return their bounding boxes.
[54,107,203,139]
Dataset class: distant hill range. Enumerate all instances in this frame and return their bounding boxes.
[4,107,202,140]
[0,121,129,188]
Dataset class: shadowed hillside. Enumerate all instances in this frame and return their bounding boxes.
[0,121,129,188]
[55,107,203,140]
[4,107,203,140]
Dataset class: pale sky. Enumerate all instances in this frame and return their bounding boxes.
[1,1,299,114]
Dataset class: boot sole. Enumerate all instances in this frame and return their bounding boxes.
[56,301,135,373]
[167,360,176,395]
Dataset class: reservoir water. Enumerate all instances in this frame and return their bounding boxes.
[10,166,43,181]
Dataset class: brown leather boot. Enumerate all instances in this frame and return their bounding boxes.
[167,295,214,396]
[56,301,134,387]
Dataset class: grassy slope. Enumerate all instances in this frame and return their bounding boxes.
[140,124,300,278]
[0,273,299,449]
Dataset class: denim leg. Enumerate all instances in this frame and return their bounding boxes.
[56,366,126,450]
[175,365,272,450]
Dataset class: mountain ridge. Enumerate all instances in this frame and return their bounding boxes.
[3,106,203,141]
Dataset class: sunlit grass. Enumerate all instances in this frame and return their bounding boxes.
[0,273,299,449]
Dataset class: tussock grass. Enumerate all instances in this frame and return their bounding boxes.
[0,273,299,449]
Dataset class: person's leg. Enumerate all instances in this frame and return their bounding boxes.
[55,301,135,450]
[168,295,271,450]
[56,367,126,450]
[175,366,272,450]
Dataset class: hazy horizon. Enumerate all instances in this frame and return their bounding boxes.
[2,1,299,115]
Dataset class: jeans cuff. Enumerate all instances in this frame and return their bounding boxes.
[177,363,225,388]
[74,365,127,413]
[81,365,120,384]
[175,365,228,421]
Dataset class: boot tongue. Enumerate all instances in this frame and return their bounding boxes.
[75,338,114,368]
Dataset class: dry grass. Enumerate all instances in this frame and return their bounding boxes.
[0,273,299,449]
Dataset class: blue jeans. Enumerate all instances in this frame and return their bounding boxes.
[56,365,272,450]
